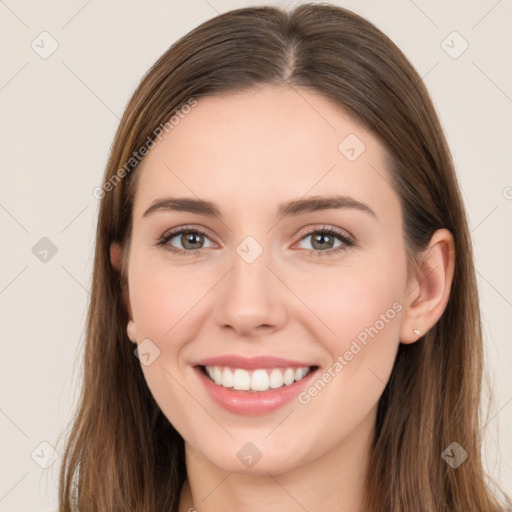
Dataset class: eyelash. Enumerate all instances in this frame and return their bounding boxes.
[155,225,355,258]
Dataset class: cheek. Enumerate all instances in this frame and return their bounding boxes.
[294,256,406,354]
[127,249,205,340]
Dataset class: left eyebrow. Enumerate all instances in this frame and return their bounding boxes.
[277,195,377,219]
[142,194,376,219]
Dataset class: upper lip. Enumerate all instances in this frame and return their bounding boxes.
[193,355,316,370]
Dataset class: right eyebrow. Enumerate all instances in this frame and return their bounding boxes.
[143,197,221,218]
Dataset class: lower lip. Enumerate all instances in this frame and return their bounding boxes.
[194,366,318,415]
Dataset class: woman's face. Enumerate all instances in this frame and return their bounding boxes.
[123,84,412,475]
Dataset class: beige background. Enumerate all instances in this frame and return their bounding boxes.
[1,0,511,510]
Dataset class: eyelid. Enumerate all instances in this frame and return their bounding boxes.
[159,224,217,243]
[293,224,354,242]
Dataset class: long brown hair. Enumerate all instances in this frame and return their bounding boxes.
[58,4,511,511]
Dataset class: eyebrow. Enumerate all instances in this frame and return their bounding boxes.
[142,194,376,219]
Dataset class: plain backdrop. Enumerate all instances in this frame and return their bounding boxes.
[1,0,511,510]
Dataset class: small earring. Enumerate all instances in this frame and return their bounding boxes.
[127,320,137,342]
[413,329,421,336]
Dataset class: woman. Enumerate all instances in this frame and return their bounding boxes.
[58,3,511,511]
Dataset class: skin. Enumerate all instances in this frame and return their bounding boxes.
[110,84,455,512]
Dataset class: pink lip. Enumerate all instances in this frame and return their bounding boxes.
[192,354,315,370]
[193,365,318,416]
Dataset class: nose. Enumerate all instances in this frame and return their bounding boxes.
[213,247,288,337]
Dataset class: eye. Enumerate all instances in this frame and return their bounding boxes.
[295,226,354,257]
[156,225,355,258]
[156,226,214,256]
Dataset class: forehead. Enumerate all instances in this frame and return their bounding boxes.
[132,85,398,223]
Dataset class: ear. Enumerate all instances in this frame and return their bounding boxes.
[110,241,132,318]
[400,228,455,344]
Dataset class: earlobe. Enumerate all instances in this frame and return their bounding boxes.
[400,228,455,344]
[127,319,137,344]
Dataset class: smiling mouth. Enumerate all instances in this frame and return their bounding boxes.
[199,365,318,393]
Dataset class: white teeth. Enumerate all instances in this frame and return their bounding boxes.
[204,365,312,391]
[222,367,234,388]
[233,369,251,390]
[269,369,283,389]
[213,366,223,385]
[251,369,270,391]
[295,367,307,380]
[283,368,295,386]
